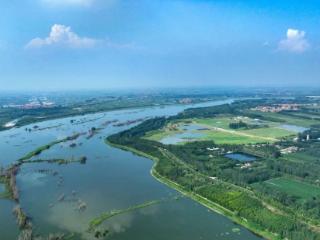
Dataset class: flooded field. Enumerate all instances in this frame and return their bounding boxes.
[0,100,262,240]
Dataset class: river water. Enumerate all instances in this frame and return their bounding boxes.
[0,100,262,240]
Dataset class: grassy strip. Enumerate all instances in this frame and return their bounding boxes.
[0,135,87,201]
[88,200,162,232]
[22,156,87,165]
[18,132,84,162]
[106,140,278,240]
[0,176,12,199]
[0,164,20,201]
[264,177,320,201]
[13,205,30,229]
[34,124,64,131]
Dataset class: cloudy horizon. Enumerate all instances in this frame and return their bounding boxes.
[0,0,319,90]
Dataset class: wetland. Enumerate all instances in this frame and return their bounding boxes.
[0,99,262,240]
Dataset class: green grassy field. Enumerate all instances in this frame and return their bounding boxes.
[281,152,319,163]
[244,127,294,139]
[286,112,320,120]
[195,117,234,129]
[194,117,294,137]
[247,111,320,127]
[264,177,320,200]
[200,130,264,144]
[194,117,295,142]
[195,116,278,127]
[145,115,297,145]
[144,129,181,141]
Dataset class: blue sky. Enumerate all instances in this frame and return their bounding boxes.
[0,0,319,90]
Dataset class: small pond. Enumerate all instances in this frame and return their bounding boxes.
[179,123,205,131]
[225,153,257,162]
[160,132,204,145]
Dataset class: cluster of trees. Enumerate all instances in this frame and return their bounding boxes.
[299,126,320,141]
[253,183,299,206]
[268,159,316,179]
[243,144,281,158]
[229,121,248,129]
[302,197,320,219]
[197,184,318,240]
[229,121,268,130]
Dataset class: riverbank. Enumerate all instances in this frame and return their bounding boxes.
[0,132,90,240]
[1,98,225,133]
[105,140,276,240]
[18,132,85,162]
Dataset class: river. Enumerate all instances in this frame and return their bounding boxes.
[0,99,262,240]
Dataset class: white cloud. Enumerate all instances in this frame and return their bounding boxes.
[26,24,98,49]
[41,0,94,7]
[263,41,270,47]
[278,28,310,53]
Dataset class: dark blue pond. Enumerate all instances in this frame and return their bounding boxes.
[225,153,257,162]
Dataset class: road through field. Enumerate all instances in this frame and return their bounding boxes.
[196,122,278,142]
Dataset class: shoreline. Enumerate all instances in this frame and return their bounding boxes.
[0,98,228,133]
[105,140,277,240]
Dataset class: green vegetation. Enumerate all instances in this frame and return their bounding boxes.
[0,177,11,199]
[144,128,182,141]
[23,156,87,165]
[264,177,320,201]
[145,115,296,145]
[244,127,294,139]
[0,132,89,239]
[195,117,234,129]
[13,205,29,229]
[201,130,264,144]
[107,98,320,240]
[246,111,319,127]
[18,132,84,162]
[89,200,162,232]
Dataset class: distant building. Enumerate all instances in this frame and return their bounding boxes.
[241,163,252,169]
[280,146,299,154]
[2,98,55,109]
[207,147,219,151]
[179,98,192,104]
[251,104,300,113]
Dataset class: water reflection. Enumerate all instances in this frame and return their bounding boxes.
[1,99,261,240]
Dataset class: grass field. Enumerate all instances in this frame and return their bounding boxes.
[286,112,320,120]
[145,115,297,145]
[264,177,320,200]
[247,111,320,127]
[281,152,319,163]
[200,130,264,144]
[194,116,295,142]
[144,129,181,141]
[243,127,294,139]
[194,117,294,138]
[195,117,235,129]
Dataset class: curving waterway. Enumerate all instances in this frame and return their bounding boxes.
[0,100,263,240]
